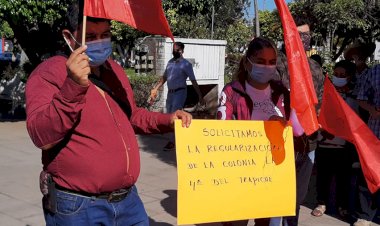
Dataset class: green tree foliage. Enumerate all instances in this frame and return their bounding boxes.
[213,0,252,54]
[0,0,69,66]
[225,19,252,53]
[0,0,253,68]
[255,10,282,43]
[127,72,159,108]
[290,0,380,61]
[2,0,377,73]
[224,19,252,82]
[111,22,146,48]
[111,21,147,67]
[0,1,148,69]
[253,0,379,62]
[164,0,252,53]
[0,20,13,38]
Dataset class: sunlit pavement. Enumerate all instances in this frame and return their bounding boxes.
[0,121,377,226]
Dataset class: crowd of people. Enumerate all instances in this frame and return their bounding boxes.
[24,0,379,225]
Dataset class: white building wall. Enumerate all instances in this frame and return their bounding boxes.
[139,37,226,112]
[375,41,380,61]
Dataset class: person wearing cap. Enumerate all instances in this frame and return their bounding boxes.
[347,41,380,226]
[344,41,376,123]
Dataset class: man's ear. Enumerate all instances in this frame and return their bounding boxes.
[62,29,81,52]
[62,30,74,47]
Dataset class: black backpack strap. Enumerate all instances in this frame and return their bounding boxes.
[89,75,132,119]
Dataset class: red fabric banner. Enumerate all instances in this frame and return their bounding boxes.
[84,0,173,40]
[274,0,319,135]
[319,78,380,193]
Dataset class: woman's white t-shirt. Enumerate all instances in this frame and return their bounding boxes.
[245,81,284,120]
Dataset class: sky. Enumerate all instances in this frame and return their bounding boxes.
[246,0,293,19]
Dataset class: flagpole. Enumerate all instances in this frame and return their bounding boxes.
[82,16,87,46]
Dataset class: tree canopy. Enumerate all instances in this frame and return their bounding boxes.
[0,0,378,72]
[163,0,251,53]
[0,0,68,66]
[257,0,380,61]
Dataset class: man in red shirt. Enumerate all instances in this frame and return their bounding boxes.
[25,1,191,225]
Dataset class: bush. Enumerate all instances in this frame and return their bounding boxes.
[126,69,160,108]
[225,53,242,84]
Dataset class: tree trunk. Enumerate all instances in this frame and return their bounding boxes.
[254,0,260,37]
[325,29,332,64]
[325,25,337,63]
[332,36,352,61]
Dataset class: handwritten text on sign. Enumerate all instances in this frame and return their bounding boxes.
[175,120,296,225]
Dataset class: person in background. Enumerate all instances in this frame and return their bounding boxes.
[310,54,329,77]
[344,41,376,123]
[272,21,324,226]
[311,60,357,219]
[353,48,380,226]
[25,1,192,225]
[150,42,204,151]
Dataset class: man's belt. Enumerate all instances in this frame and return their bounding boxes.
[55,184,133,203]
[168,87,186,93]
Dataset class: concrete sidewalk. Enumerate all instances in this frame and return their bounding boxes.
[0,121,377,226]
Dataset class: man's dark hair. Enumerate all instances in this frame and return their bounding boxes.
[334,60,356,77]
[65,0,110,32]
[174,42,185,51]
[310,54,323,67]
[294,16,311,28]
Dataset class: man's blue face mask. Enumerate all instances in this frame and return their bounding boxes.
[63,33,112,67]
[85,38,112,66]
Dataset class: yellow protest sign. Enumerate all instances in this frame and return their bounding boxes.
[175,119,296,225]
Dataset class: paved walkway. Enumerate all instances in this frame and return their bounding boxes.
[0,121,378,226]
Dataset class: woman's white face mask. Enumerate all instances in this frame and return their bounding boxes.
[332,75,348,87]
[247,57,277,84]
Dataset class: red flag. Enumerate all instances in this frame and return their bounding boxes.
[84,0,174,40]
[319,78,380,193]
[274,0,319,135]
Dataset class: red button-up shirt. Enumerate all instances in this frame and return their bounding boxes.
[26,56,172,193]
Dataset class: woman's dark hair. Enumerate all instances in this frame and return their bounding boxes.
[246,37,277,59]
[233,37,277,82]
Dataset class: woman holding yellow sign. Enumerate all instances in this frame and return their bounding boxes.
[217,37,307,226]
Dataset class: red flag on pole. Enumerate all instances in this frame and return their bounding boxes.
[319,78,380,193]
[274,0,319,135]
[84,0,174,40]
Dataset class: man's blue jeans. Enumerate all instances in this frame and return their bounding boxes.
[165,88,187,144]
[166,88,187,113]
[269,151,315,226]
[44,186,149,226]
